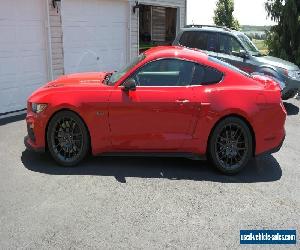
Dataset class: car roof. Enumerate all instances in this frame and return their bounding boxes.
[180,25,242,36]
[141,46,251,77]
[144,46,208,60]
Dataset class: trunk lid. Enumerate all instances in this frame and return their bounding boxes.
[251,73,284,91]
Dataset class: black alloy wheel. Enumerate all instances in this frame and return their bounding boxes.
[47,111,89,166]
[209,117,253,174]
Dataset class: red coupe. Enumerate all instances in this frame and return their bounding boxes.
[25,46,286,174]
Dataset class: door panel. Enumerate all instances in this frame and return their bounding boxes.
[108,87,196,150]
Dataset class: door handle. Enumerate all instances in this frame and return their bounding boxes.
[176,99,190,104]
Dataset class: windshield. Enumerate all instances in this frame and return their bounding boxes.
[209,56,251,77]
[108,53,146,85]
[237,33,260,55]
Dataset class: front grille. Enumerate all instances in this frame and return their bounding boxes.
[27,124,35,142]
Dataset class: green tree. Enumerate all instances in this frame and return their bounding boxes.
[265,0,300,65]
[213,0,240,30]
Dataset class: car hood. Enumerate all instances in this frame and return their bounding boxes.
[28,72,112,103]
[254,56,299,71]
[45,72,110,88]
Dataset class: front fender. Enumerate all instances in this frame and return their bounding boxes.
[30,88,112,155]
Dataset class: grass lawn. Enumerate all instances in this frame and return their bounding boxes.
[252,39,269,55]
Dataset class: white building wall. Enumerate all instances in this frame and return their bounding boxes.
[48,1,64,79]
[47,0,186,78]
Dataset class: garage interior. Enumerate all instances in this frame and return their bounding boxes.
[139,5,177,53]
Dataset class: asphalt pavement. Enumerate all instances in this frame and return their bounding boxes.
[0,99,299,249]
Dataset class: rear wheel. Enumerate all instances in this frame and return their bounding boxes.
[208,117,253,174]
[47,111,89,166]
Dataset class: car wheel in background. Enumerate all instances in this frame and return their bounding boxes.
[282,89,299,100]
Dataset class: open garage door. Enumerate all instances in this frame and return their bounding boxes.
[139,5,178,53]
[62,0,129,74]
[0,0,49,114]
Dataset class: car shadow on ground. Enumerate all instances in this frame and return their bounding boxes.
[283,102,299,116]
[21,150,282,184]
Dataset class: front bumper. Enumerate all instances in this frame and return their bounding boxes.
[24,135,45,152]
[282,77,300,99]
[24,111,47,152]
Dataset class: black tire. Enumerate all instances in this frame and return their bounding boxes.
[282,90,297,100]
[281,94,288,100]
[47,110,90,166]
[208,117,253,175]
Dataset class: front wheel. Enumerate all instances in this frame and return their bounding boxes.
[208,117,253,174]
[47,110,90,166]
[282,89,298,100]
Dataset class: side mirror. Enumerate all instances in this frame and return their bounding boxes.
[122,78,136,91]
[239,50,249,59]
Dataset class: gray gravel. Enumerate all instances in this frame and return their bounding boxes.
[0,99,299,249]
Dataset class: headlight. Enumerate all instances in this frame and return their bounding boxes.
[31,103,48,113]
[287,70,300,80]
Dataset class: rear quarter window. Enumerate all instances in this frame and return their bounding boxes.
[191,64,223,85]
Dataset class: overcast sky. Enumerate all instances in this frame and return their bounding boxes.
[187,0,276,26]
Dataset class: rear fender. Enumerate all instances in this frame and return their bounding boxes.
[192,89,257,155]
[254,67,286,90]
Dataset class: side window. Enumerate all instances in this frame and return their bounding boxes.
[191,64,223,85]
[134,59,195,87]
[139,59,181,72]
[207,33,218,52]
[179,31,217,51]
[219,34,244,56]
[203,67,223,84]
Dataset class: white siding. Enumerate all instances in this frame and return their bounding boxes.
[48,1,64,79]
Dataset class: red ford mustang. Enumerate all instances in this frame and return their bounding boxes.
[25,46,286,174]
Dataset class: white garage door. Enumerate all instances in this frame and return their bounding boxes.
[62,0,128,74]
[0,0,49,114]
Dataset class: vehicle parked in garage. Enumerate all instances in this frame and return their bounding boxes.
[25,46,286,174]
[173,25,300,100]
